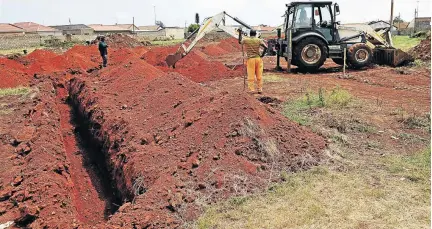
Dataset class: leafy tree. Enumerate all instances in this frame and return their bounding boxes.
[195,13,200,24]
[188,23,200,33]
[393,16,404,23]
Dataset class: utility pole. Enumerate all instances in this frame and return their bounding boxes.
[414,9,417,33]
[389,0,394,46]
[153,5,157,25]
[390,0,394,31]
[398,12,401,33]
[133,17,135,33]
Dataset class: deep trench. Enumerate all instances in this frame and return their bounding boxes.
[67,97,123,218]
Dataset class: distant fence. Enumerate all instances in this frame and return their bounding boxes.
[0,34,99,50]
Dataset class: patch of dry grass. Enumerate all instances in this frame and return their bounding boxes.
[263,75,289,83]
[0,87,30,97]
[196,147,431,229]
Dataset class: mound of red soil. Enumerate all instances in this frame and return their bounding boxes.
[0,37,244,88]
[69,72,326,228]
[201,44,229,56]
[0,58,29,88]
[218,37,242,52]
[61,45,100,70]
[409,36,431,61]
[142,46,243,82]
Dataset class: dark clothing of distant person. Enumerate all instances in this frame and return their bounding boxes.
[98,41,108,67]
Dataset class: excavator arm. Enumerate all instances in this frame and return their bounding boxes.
[165,11,256,68]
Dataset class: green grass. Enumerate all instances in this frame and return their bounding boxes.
[151,39,185,46]
[196,148,431,229]
[283,87,352,125]
[0,87,30,97]
[262,75,289,83]
[392,36,422,51]
[0,46,41,55]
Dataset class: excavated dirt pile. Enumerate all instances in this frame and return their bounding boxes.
[106,34,145,48]
[142,45,244,82]
[1,38,326,228]
[0,78,82,228]
[409,36,431,61]
[0,38,243,89]
[68,69,326,227]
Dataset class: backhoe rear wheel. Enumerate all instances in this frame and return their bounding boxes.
[293,37,328,72]
[347,43,373,69]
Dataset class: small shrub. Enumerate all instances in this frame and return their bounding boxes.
[327,87,352,107]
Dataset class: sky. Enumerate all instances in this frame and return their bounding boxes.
[0,0,430,27]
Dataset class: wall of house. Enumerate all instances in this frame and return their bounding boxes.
[37,31,63,36]
[135,30,166,40]
[416,20,431,30]
[70,34,97,42]
[62,28,94,35]
[0,34,99,50]
[165,28,185,39]
[0,34,46,50]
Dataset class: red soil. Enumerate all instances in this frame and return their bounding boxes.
[409,35,431,61]
[0,79,80,228]
[142,46,244,82]
[0,58,29,88]
[0,38,243,89]
[0,37,328,227]
[201,44,229,56]
[69,72,326,227]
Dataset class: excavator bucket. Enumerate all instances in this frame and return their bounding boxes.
[166,53,183,68]
[373,48,413,67]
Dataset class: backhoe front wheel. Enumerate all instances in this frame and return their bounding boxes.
[293,37,328,72]
[347,43,372,69]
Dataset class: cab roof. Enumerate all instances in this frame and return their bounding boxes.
[287,1,333,7]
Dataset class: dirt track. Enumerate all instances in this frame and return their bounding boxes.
[0,36,430,228]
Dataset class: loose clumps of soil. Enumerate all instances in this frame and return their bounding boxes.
[409,35,431,61]
[69,72,326,227]
[0,37,326,228]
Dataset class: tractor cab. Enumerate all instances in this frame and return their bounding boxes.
[285,1,340,44]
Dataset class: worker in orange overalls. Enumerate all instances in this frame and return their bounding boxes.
[241,30,268,94]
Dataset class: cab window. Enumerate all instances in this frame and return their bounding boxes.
[294,4,312,28]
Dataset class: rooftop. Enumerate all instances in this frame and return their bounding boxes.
[88,24,130,32]
[50,24,92,30]
[13,22,58,32]
[0,23,24,33]
[138,25,162,31]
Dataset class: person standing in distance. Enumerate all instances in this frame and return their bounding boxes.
[98,36,108,67]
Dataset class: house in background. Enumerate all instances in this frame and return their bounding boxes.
[13,22,61,36]
[50,24,94,35]
[0,23,25,35]
[136,25,184,40]
[394,22,409,31]
[163,27,184,39]
[137,25,162,31]
[252,25,277,33]
[407,17,431,31]
[116,24,139,33]
[87,24,131,35]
